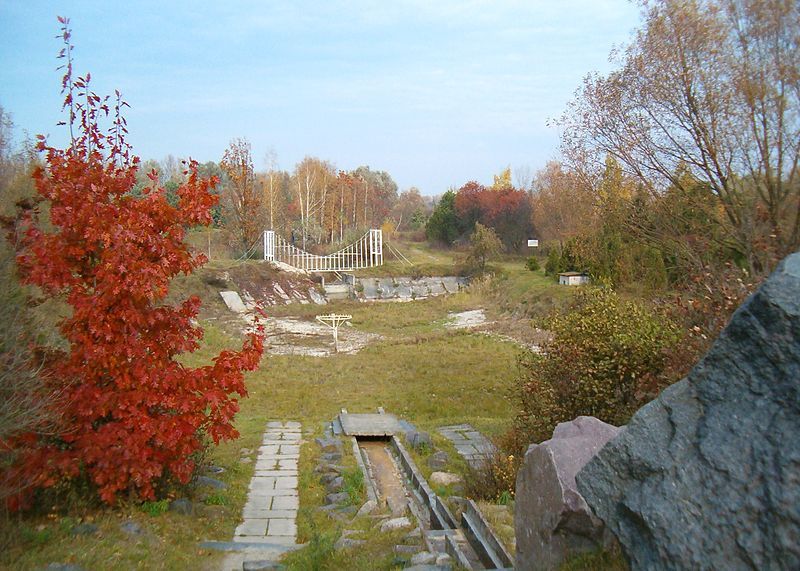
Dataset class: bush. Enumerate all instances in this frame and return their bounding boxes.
[526,256,540,271]
[544,247,560,276]
[465,222,502,275]
[513,287,679,443]
[3,20,264,509]
[464,451,520,503]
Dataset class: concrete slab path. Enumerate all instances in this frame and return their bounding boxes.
[438,423,497,468]
[221,421,302,570]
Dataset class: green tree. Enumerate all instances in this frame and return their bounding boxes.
[425,189,459,245]
[467,222,502,274]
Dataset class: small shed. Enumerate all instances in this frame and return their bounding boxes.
[558,271,590,286]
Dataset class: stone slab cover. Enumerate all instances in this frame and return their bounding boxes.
[515,416,621,570]
[220,290,248,313]
[576,253,800,570]
[338,413,402,436]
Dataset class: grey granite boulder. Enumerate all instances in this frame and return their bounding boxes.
[326,476,345,493]
[325,491,349,504]
[119,520,143,535]
[195,475,227,489]
[168,498,195,515]
[515,416,621,570]
[427,451,449,470]
[316,437,342,453]
[577,252,800,570]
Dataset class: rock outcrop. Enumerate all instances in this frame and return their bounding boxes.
[515,416,621,570]
[577,252,800,570]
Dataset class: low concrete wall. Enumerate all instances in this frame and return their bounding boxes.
[389,436,458,530]
[462,499,514,569]
[356,276,468,301]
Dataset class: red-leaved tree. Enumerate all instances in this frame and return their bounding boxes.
[3,18,264,507]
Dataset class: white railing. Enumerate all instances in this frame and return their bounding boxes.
[263,229,383,272]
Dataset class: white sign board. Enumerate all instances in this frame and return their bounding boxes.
[527,239,539,247]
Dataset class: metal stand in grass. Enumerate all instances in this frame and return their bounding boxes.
[315,314,352,353]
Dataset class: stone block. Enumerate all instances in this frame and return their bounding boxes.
[515,416,621,571]
[430,472,463,486]
[410,551,438,565]
[427,451,449,470]
[380,516,412,532]
[271,495,299,510]
[235,519,268,536]
[267,519,297,537]
[407,431,433,450]
[275,476,298,489]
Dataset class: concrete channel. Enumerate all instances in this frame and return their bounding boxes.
[334,410,514,570]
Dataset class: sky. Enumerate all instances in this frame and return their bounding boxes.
[0,1,641,195]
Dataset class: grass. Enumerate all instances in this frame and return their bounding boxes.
[559,548,629,571]
[341,468,365,506]
[0,238,565,570]
[483,260,574,320]
[477,500,515,555]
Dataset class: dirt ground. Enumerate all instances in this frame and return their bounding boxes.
[445,309,550,352]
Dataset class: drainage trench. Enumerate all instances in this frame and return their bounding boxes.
[353,435,497,570]
[357,438,409,516]
[336,410,513,570]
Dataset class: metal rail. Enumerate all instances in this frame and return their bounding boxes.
[263,229,383,272]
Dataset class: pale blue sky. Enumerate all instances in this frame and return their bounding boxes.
[0,1,640,194]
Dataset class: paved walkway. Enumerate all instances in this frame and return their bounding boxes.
[235,421,301,542]
[438,423,496,468]
[222,421,301,569]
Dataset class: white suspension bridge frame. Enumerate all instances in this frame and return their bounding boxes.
[263,229,383,272]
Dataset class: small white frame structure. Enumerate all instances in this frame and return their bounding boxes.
[263,229,383,272]
[315,313,352,353]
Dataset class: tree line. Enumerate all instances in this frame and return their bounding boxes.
[131,139,436,255]
[536,0,799,287]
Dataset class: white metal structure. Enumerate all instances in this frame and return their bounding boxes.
[263,229,383,272]
[315,313,353,353]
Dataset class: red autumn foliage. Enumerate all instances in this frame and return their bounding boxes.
[2,18,264,507]
[454,181,533,251]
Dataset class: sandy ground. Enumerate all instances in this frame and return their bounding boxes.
[446,309,548,353]
[263,317,381,357]
[445,309,490,329]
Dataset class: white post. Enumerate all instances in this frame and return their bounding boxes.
[378,228,383,266]
[371,229,376,266]
[264,230,276,261]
